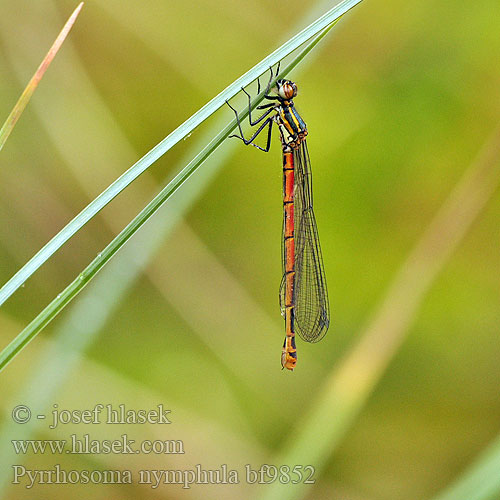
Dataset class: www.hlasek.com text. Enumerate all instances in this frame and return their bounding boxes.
[12,433,184,455]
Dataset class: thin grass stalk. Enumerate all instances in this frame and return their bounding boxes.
[431,422,500,499]
[0,3,83,151]
[0,0,362,308]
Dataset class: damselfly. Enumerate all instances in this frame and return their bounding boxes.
[227,66,329,371]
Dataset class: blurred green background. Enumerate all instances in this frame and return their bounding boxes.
[0,0,499,499]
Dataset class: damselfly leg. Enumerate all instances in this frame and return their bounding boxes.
[226,64,281,152]
[241,62,281,125]
[226,103,274,152]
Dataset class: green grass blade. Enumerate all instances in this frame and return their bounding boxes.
[0,0,362,309]
[431,435,500,500]
[0,3,83,151]
[0,22,345,372]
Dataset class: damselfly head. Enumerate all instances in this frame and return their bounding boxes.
[276,79,298,100]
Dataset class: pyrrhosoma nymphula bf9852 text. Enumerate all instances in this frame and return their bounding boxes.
[226,65,329,371]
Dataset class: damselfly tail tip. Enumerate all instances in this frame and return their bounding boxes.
[281,350,296,371]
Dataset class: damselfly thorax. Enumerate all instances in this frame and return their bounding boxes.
[274,83,309,151]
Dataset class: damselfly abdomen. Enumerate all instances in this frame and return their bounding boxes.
[227,67,330,371]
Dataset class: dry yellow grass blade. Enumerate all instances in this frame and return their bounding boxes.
[0,3,83,151]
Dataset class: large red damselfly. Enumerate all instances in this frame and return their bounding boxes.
[226,66,329,371]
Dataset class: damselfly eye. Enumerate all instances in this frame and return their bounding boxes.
[278,80,298,100]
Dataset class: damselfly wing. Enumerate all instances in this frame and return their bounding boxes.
[279,142,329,344]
